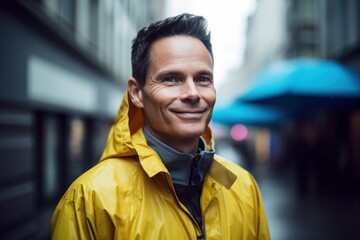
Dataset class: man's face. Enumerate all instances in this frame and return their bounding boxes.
[137,36,216,149]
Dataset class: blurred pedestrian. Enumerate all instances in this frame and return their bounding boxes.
[294,118,329,196]
[51,13,269,239]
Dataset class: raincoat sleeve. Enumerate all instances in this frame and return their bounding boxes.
[51,198,96,240]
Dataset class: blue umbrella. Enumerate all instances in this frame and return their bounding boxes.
[239,58,360,114]
[212,101,288,127]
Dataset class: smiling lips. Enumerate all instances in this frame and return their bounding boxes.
[171,108,208,119]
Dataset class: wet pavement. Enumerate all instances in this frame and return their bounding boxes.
[253,163,360,240]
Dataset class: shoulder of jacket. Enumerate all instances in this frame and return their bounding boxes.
[62,157,142,200]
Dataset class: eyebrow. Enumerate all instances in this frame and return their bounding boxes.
[196,70,213,77]
[154,70,182,79]
[154,70,213,80]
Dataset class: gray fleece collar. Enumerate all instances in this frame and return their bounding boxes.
[143,127,215,186]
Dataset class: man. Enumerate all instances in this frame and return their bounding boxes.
[51,13,270,239]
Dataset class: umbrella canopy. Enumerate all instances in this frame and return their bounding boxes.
[211,101,288,127]
[239,58,360,114]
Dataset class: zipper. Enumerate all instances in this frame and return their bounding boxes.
[191,154,201,184]
[190,154,206,239]
[197,223,206,240]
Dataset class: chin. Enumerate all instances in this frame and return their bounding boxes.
[176,125,206,138]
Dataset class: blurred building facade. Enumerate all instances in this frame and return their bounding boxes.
[0,0,165,239]
[243,0,360,81]
[242,0,288,89]
[220,0,360,193]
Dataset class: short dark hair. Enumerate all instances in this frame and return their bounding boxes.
[131,13,213,87]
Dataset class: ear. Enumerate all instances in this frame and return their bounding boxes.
[128,77,144,108]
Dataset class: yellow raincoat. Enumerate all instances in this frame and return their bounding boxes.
[51,92,270,239]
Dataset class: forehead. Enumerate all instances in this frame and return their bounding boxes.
[148,36,213,70]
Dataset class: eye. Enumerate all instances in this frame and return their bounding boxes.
[195,76,212,85]
[163,76,177,82]
[162,76,181,85]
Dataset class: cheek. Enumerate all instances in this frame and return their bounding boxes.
[201,88,217,106]
[142,91,173,115]
[143,97,161,113]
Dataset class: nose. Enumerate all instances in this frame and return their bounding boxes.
[180,78,201,102]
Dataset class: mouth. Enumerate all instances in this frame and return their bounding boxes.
[171,108,208,119]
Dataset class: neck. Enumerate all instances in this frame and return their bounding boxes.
[144,125,199,153]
